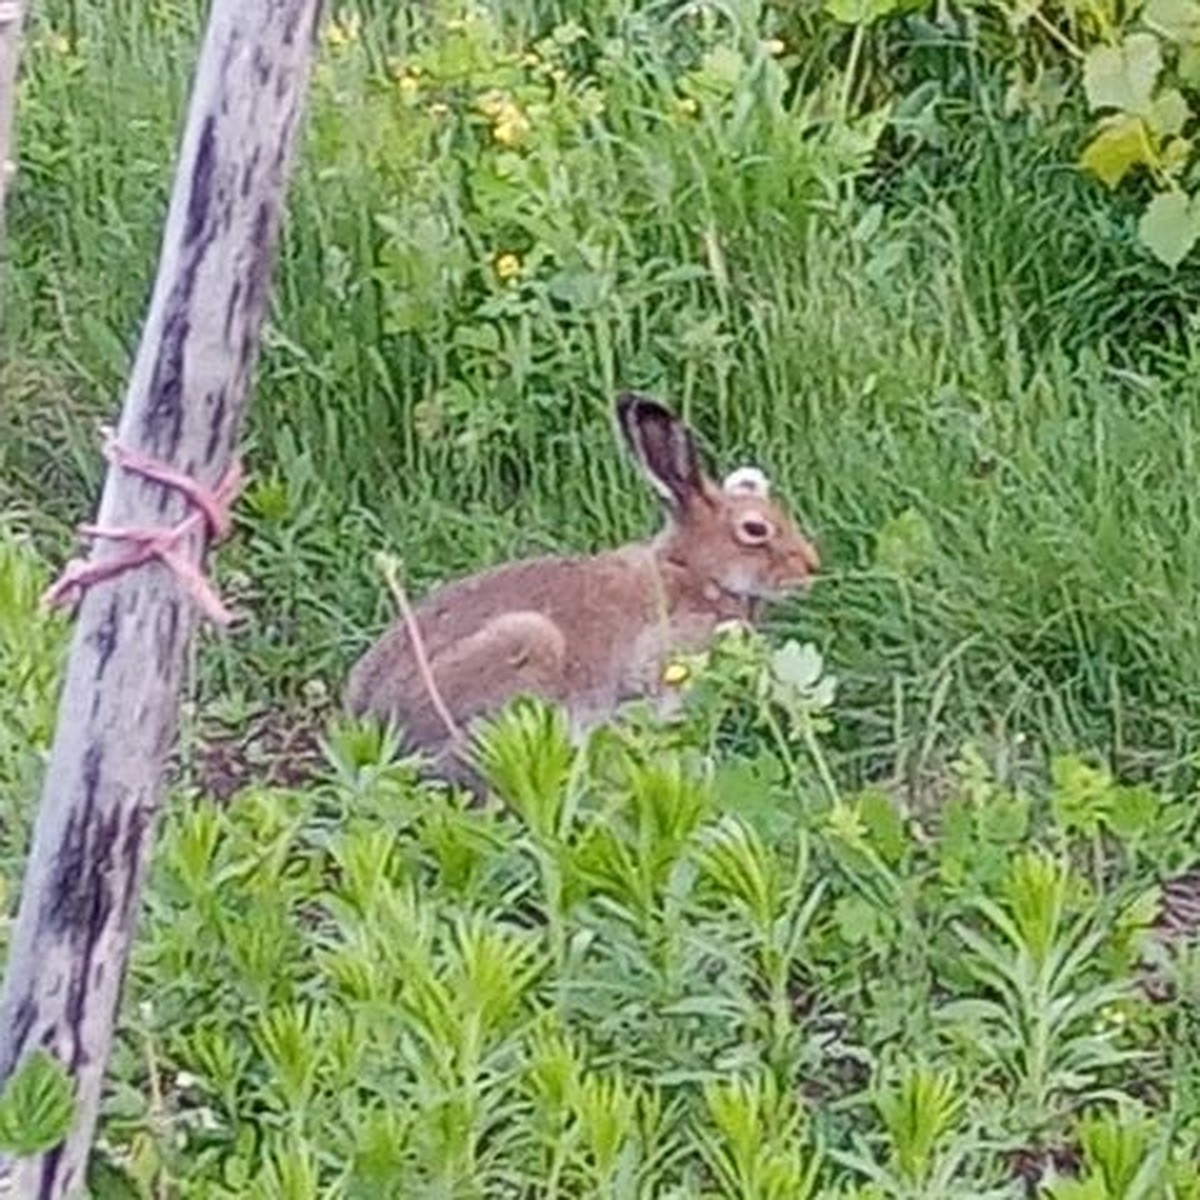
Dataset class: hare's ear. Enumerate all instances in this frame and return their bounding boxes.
[615,392,706,514]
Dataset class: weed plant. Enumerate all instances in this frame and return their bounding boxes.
[4,0,1200,1193]
[2,530,1200,1195]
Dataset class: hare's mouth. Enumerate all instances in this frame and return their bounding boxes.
[775,574,816,596]
[737,580,809,603]
[717,568,813,602]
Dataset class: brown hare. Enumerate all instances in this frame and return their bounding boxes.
[343,392,820,787]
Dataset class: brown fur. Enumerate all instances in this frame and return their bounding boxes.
[343,394,820,784]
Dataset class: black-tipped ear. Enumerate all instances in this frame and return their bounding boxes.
[615,392,705,514]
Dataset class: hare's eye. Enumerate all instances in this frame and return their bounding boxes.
[737,517,772,545]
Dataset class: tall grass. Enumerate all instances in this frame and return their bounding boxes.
[5,0,1200,788]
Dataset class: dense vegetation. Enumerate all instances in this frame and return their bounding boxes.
[3,0,1200,1194]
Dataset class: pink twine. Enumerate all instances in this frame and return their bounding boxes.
[42,427,244,626]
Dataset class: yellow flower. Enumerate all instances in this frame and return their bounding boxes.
[428,101,450,118]
[521,51,541,67]
[47,31,71,56]
[477,89,508,119]
[494,252,522,282]
[764,37,787,56]
[398,73,420,96]
[323,12,361,48]
[493,111,530,147]
[662,661,691,687]
[674,95,699,118]
[476,91,530,147]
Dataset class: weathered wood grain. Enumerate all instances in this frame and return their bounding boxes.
[0,2,322,1194]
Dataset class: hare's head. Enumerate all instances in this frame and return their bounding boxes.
[616,392,820,601]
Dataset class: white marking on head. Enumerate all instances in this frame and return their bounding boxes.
[722,466,770,497]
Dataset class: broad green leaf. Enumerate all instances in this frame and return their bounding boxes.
[1118,885,1164,932]
[698,45,745,90]
[834,894,880,945]
[1137,88,1185,142]
[1180,42,1200,86]
[1163,134,1193,170]
[1082,34,1162,115]
[1139,189,1200,266]
[0,1049,75,1155]
[827,103,894,166]
[1150,87,1191,136]
[1080,117,1148,189]
[856,788,908,863]
[1106,784,1161,839]
[1050,754,1112,833]
[978,792,1031,844]
[874,508,935,576]
[86,1152,143,1200]
[713,754,790,837]
[1144,0,1200,43]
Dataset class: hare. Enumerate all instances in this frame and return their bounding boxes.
[343,392,821,787]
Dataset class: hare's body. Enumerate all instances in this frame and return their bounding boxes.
[345,393,820,787]
[344,543,755,752]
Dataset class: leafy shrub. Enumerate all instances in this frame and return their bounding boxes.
[6,7,1200,1191]
[2,613,1195,1195]
[0,524,67,875]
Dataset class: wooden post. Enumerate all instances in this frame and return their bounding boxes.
[0,0,23,212]
[0,0,323,1194]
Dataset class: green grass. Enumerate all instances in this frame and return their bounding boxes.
[3,534,1200,1195]
[6,1,1200,1191]
[7,2,1200,793]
